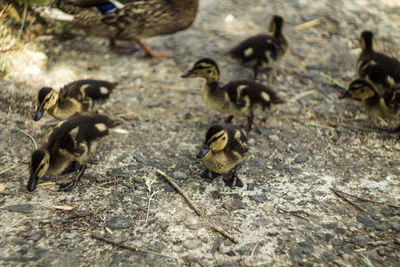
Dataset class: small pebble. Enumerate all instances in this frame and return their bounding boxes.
[106,216,131,230]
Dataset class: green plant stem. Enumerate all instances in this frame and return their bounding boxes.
[321,73,347,90]
[306,122,335,131]
[15,127,38,149]
[91,234,179,260]
[0,164,20,176]
[17,2,27,41]
[145,197,151,222]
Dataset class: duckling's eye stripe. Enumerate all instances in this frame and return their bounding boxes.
[42,96,52,105]
[208,133,225,145]
[37,163,45,172]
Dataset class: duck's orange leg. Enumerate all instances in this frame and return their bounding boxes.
[137,40,174,58]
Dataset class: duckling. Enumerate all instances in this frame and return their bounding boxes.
[27,114,122,192]
[196,123,248,187]
[181,58,284,131]
[356,31,400,96]
[33,79,118,121]
[339,78,400,127]
[43,0,199,57]
[228,15,288,79]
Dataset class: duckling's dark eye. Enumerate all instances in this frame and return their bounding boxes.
[207,70,212,73]
[222,137,226,140]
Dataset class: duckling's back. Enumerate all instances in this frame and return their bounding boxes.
[45,114,120,156]
[61,80,117,101]
[225,80,284,109]
[229,34,286,67]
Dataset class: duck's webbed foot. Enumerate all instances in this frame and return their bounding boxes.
[223,167,243,188]
[61,161,81,175]
[58,164,87,192]
[200,169,221,182]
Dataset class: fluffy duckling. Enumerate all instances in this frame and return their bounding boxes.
[42,0,199,57]
[339,78,400,124]
[228,15,288,79]
[196,123,248,187]
[27,114,122,192]
[356,31,400,96]
[33,79,117,121]
[181,58,284,131]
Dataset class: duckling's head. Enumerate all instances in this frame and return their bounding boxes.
[33,87,58,121]
[197,124,228,159]
[181,58,220,83]
[28,149,50,192]
[360,31,375,52]
[339,79,377,101]
[269,15,285,36]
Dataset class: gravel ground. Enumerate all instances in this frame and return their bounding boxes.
[1,0,400,266]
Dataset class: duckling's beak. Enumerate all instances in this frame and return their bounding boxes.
[33,106,44,121]
[338,91,350,99]
[196,143,210,159]
[181,69,196,78]
[27,173,39,192]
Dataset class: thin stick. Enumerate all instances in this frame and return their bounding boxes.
[278,207,310,221]
[330,188,368,212]
[321,73,348,90]
[91,234,179,260]
[330,187,400,209]
[156,169,239,244]
[289,90,315,102]
[294,19,320,31]
[0,164,20,175]
[208,223,238,244]
[307,122,335,131]
[368,241,389,246]
[156,169,202,216]
[15,127,38,149]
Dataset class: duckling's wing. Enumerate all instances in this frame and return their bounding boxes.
[359,54,400,89]
[59,82,86,101]
[229,34,281,65]
[225,125,249,154]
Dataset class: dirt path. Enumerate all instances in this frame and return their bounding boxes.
[1,0,399,266]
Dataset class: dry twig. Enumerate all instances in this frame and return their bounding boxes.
[368,241,389,246]
[208,224,238,244]
[277,207,310,221]
[330,188,368,212]
[294,19,320,31]
[91,234,179,260]
[156,170,202,216]
[330,187,400,209]
[156,169,239,244]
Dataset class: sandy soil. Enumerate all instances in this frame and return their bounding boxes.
[0,0,399,266]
